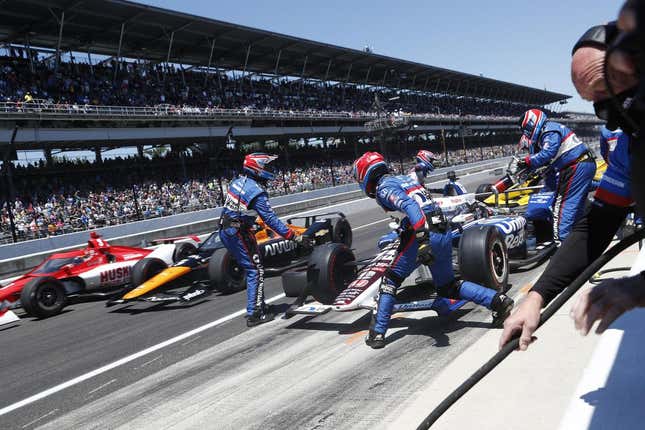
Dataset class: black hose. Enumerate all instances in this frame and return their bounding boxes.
[417,228,645,430]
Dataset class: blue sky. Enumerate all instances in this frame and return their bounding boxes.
[141,1,621,113]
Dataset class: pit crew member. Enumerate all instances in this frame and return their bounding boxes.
[501,124,634,350]
[443,170,467,196]
[516,109,596,244]
[220,153,304,327]
[353,151,514,349]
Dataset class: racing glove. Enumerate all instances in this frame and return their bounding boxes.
[415,227,434,265]
[294,233,313,250]
[516,157,530,171]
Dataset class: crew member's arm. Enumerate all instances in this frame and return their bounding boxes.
[252,193,295,240]
[500,201,628,350]
[379,187,427,232]
[525,131,561,169]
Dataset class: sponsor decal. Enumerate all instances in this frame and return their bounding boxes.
[263,240,296,257]
[99,266,131,285]
[182,289,206,301]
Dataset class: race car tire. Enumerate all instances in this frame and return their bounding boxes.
[308,243,356,305]
[173,242,198,263]
[131,257,168,287]
[458,225,508,292]
[20,277,68,318]
[209,248,246,294]
[331,218,353,247]
[475,184,494,201]
[281,268,308,298]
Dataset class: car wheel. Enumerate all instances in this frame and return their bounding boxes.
[173,242,198,263]
[308,243,356,305]
[131,257,168,287]
[20,277,68,318]
[209,248,246,294]
[281,268,307,298]
[331,217,353,247]
[475,183,494,201]
[458,225,508,292]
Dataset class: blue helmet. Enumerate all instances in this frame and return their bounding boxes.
[415,150,437,176]
[243,153,278,181]
[519,109,548,148]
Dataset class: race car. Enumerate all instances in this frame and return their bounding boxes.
[476,157,607,210]
[281,194,554,314]
[0,232,198,323]
[283,221,506,320]
[105,212,352,307]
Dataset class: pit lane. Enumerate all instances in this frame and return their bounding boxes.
[0,168,548,430]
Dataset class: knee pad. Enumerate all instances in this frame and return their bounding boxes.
[380,269,404,296]
[435,279,462,299]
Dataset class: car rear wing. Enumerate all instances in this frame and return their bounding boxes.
[286,212,346,227]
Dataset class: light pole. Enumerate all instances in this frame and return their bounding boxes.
[458,108,466,162]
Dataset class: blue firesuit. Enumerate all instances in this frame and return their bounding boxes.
[371,174,497,335]
[523,122,595,243]
[220,175,294,315]
[443,179,467,196]
[595,127,633,208]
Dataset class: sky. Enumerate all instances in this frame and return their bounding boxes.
[140,0,621,113]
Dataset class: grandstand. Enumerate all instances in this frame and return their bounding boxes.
[0,0,600,244]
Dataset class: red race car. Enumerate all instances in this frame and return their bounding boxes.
[0,232,198,324]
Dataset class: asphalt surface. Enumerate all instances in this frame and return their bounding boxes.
[0,168,549,430]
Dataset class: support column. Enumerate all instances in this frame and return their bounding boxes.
[94,146,103,164]
[55,11,65,71]
[113,22,125,82]
[43,147,53,166]
[137,145,144,158]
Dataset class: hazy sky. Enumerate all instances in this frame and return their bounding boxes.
[141,0,621,113]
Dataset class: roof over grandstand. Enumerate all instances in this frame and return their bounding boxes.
[0,0,570,105]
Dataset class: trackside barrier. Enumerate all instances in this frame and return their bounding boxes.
[0,159,508,278]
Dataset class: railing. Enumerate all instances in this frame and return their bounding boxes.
[0,100,585,123]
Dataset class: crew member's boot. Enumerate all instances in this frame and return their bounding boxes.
[246,304,275,327]
[490,293,514,327]
[365,313,386,349]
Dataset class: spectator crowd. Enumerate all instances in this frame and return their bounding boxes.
[0,50,557,119]
[0,143,518,243]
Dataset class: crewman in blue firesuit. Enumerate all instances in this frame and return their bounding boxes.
[516,109,595,244]
[411,150,467,197]
[353,151,514,348]
[443,170,467,196]
[220,153,306,327]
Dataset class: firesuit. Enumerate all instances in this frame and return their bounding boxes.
[370,174,511,337]
[220,172,294,322]
[443,173,467,196]
[532,126,634,303]
[519,110,595,243]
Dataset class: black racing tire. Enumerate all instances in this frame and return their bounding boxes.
[331,217,353,247]
[458,225,508,292]
[308,243,356,305]
[131,257,168,287]
[208,248,247,294]
[173,242,198,262]
[475,183,494,202]
[281,268,308,298]
[20,277,68,318]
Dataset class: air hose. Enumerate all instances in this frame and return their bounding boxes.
[417,228,645,430]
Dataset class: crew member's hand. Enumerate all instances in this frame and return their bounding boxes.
[415,226,429,244]
[516,157,529,171]
[417,243,434,265]
[294,233,312,249]
[499,291,543,351]
[571,274,645,335]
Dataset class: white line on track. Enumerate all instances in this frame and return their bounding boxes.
[20,408,58,429]
[0,215,391,417]
[87,379,117,395]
